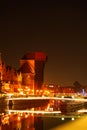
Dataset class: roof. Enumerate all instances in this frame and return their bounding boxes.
[21,52,47,61]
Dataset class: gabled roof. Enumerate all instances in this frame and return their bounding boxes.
[21,52,35,60]
[19,62,32,73]
[21,52,47,61]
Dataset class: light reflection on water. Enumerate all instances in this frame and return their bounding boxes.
[0,100,87,130]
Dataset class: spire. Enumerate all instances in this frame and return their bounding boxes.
[0,52,2,81]
[0,52,2,64]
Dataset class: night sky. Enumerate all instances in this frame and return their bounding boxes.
[0,1,87,86]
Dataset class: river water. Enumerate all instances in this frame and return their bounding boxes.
[0,99,87,130]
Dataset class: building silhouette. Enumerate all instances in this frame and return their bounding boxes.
[19,52,47,90]
[0,52,47,91]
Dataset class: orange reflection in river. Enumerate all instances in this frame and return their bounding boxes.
[1,113,37,130]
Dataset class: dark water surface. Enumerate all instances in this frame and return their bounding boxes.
[0,100,86,130]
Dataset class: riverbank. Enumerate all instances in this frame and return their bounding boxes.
[51,115,87,130]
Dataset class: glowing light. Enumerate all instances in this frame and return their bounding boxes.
[71,117,75,121]
[20,113,23,116]
[72,96,74,99]
[8,111,11,115]
[2,116,9,125]
[7,96,87,102]
[25,114,28,118]
[19,91,24,95]
[49,85,54,88]
[61,117,65,120]
[78,109,87,113]
[36,90,39,92]
[25,86,28,89]
[49,108,53,112]
[62,96,64,98]
[8,110,61,114]
[7,93,14,97]
[18,116,21,121]
[27,88,30,91]
[31,113,34,116]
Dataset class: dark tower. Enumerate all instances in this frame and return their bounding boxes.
[19,52,47,90]
[34,52,47,89]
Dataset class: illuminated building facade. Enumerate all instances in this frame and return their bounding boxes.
[0,52,47,92]
[1,52,87,95]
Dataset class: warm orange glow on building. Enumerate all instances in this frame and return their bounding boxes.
[0,52,47,94]
[19,52,47,90]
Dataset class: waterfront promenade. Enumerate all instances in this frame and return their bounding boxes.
[7,95,87,102]
[51,115,87,130]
